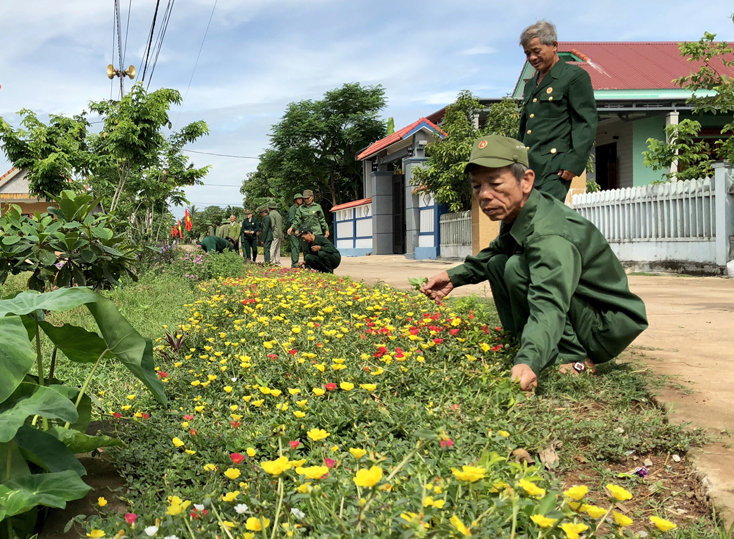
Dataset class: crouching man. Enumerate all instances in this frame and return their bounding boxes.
[421,135,648,391]
[200,235,236,253]
[298,226,341,273]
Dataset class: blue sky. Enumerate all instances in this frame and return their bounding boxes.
[1,0,733,218]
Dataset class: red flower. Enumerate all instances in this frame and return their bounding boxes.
[495,326,502,332]
[112,412,123,418]
[491,345,503,352]
[314,323,320,327]
[325,383,337,391]
[410,328,420,335]
[289,440,301,449]
[267,353,278,359]
[230,452,245,464]
[324,458,336,468]
[190,428,197,435]
[288,350,298,355]
[433,338,444,344]
[440,439,454,448]
[184,414,194,420]
[449,329,460,336]
[140,412,150,419]
[158,371,169,379]
[125,513,137,524]
[230,421,241,428]
[452,404,459,410]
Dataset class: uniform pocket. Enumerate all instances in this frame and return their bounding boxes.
[538,91,565,118]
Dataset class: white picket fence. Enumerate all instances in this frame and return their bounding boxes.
[571,163,734,266]
[439,211,472,259]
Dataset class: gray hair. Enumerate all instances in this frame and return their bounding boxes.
[520,20,557,48]
[510,163,529,182]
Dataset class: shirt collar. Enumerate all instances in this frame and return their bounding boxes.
[508,189,540,244]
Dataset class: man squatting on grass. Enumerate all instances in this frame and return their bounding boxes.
[421,136,648,391]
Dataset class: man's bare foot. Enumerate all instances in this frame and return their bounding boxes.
[558,359,596,376]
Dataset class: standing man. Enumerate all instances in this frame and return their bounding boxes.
[288,189,329,239]
[268,201,283,266]
[298,227,341,274]
[518,20,597,201]
[287,193,304,268]
[240,209,259,263]
[226,214,240,254]
[421,135,647,391]
[259,206,273,265]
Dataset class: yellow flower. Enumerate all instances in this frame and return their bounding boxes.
[360,383,376,391]
[126,394,135,400]
[340,382,354,391]
[294,411,306,418]
[312,388,325,396]
[563,485,588,501]
[289,459,306,467]
[307,428,330,441]
[172,437,185,448]
[518,479,546,497]
[613,511,633,527]
[204,463,216,472]
[288,388,301,395]
[582,505,607,519]
[259,387,271,394]
[450,514,471,537]
[432,499,446,509]
[224,468,241,480]
[296,482,312,493]
[295,465,329,479]
[353,466,383,487]
[297,399,308,407]
[97,497,108,507]
[224,386,233,393]
[451,465,486,483]
[245,517,270,531]
[270,389,282,397]
[606,484,633,501]
[498,430,510,438]
[261,456,291,476]
[530,514,558,528]
[349,448,367,459]
[246,447,256,457]
[560,522,588,539]
[185,449,196,455]
[650,516,677,531]
[252,399,264,407]
[86,530,105,538]
[166,496,191,515]
[222,491,240,502]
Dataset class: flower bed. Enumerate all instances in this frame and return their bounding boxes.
[86,268,685,538]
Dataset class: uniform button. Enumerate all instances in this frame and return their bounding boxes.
[549,96,553,101]
[527,130,532,134]
[526,146,530,150]
[529,114,535,118]
[550,148,557,154]
[532,98,538,103]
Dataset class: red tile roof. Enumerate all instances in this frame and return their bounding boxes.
[525,42,734,92]
[357,118,445,161]
[0,167,18,185]
[330,198,372,212]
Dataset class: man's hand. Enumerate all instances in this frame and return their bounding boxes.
[325,230,330,238]
[311,245,321,252]
[287,227,293,235]
[510,364,538,392]
[558,169,575,181]
[420,271,454,302]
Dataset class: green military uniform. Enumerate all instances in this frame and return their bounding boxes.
[216,224,226,238]
[259,207,273,264]
[240,215,259,262]
[518,58,597,201]
[292,199,328,235]
[200,236,233,253]
[268,203,283,266]
[207,225,214,237]
[288,195,303,267]
[447,136,647,376]
[301,231,341,274]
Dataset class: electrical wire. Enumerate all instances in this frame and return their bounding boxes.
[122,0,132,67]
[174,0,218,129]
[183,149,259,159]
[110,3,116,100]
[114,0,124,98]
[146,0,176,90]
[140,0,162,83]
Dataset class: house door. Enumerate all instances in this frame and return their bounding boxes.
[392,174,406,254]
[595,143,618,191]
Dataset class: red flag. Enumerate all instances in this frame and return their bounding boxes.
[184,208,193,231]
[177,218,183,238]
[171,226,176,239]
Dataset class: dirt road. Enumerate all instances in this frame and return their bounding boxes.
[336,255,734,524]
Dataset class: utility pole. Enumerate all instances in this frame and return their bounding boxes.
[106,64,136,98]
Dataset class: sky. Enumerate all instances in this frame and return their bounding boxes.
[1,0,733,218]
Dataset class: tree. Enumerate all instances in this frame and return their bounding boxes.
[241,83,387,212]
[411,92,521,212]
[0,110,90,197]
[644,27,734,180]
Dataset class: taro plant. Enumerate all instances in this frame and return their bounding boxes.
[0,287,167,538]
[0,190,138,292]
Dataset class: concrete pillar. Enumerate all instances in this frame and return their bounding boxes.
[471,196,501,256]
[666,111,680,180]
[713,162,734,266]
[403,157,427,259]
[370,170,394,255]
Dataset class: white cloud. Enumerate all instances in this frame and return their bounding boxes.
[460,46,497,56]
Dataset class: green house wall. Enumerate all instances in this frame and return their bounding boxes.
[632,116,666,186]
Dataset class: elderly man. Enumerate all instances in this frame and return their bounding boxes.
[421,136,647,390]
[288,189,329,238]
[268,201,283,266]
[225,214,240,254]
[287,193,304,268]
[200,235,235,253]
[298,226,341,273]
[240,209,259,263]
[518,20,597,201]
[258,206,274,265]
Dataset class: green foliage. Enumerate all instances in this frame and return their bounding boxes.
[241,83,387,209]
[0,110,90,198]
[161,248,246,282]
[0,190,137,291]
[643,120,714,181]
[411,92,521,211]
[585,178,601,193]
[0,287,166,537]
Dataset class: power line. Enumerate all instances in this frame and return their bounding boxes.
[110,3,116,100]
[122,0,132,66]
[114,0,124,98]
[183,149,259,159]
[140,0,162,83]
[174,0,217,129]
[146,0,176,89]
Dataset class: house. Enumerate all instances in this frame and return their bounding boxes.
[512,42,734,189]
[0,168,56,216]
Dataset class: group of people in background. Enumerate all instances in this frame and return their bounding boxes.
[198,189,341,274]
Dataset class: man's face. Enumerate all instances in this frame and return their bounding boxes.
[523,37,558,74]
[295,198,303,206]
[246,213,252,219]
[306,196,314,205]
[230,216,236,224]
[302,232,315,243]
[470,166,534,223]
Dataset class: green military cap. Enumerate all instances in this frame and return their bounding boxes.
[257,206,268,213]
[268,201,278,209]
[299,226,313,234]
[465,135,529,172]
[245,209,253,215]
[302,189,314,198]
[293,193,304,200]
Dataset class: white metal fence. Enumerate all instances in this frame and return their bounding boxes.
[571,163,734,266]
[439,211,472,259]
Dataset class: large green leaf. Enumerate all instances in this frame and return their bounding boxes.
[48,427,123,454]
[0,470,92,519]
[49,385,92,432]
[0,287,97,317]
[14,425,87,476]
[0,317,36,403]
[0,384,79,443]
[0,441,31,481]
[38,322,112,364]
